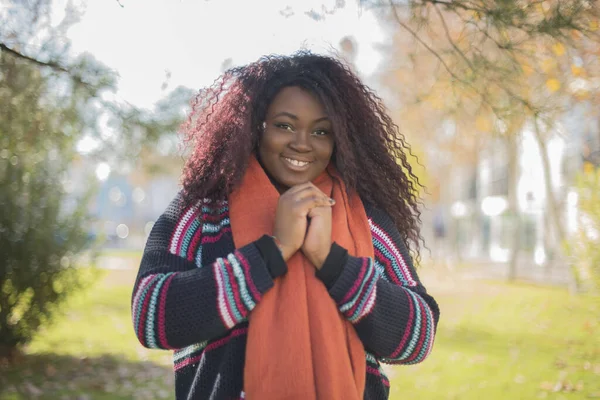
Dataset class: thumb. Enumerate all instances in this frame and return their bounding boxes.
[308,205,330,218]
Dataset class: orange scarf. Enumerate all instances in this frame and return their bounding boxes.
[229,156,374,400]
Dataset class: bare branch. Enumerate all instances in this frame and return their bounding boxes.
[387,1,466,86]
[433,4,476,72]
[387,0,505,116]
[416,0,485,13]
[1,43,67,73]
[0,42,88,87]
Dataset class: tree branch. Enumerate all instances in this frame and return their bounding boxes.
[387,0,507,116]
[433,4,476,73]
[387,1,466,86]
[1,43,69,73]
[0,42,88,87]
[417,0,484,13]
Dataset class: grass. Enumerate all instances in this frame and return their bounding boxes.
[97,249,144,259]
[388,275,600,400]
[0,270,173,400]
[1,266,598,399]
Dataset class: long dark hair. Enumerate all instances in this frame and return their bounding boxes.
[180,51,424,259]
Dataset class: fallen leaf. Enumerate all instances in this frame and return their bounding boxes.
[24,382,43,396]
[45,364,57,377]
[554,359,568,369]
[552,381,563,392]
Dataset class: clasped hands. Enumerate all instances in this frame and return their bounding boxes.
[272,182,335,270]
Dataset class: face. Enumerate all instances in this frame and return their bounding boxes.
[258,86,335,191]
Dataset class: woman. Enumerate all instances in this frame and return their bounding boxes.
[132,51,440,400]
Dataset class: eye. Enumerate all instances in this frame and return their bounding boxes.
[312,129,329,137]
[274,123,294,132]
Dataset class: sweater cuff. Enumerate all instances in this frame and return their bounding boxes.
[254,235,287,279]
[315,242,348,289]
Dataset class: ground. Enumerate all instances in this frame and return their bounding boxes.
[0,259,598,400]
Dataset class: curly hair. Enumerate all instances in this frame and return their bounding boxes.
[180,51,424,260]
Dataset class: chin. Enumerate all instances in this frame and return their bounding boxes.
[278,174,312,189]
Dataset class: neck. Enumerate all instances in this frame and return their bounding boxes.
[256,157,287,194]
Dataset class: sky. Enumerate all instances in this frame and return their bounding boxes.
[56,0,386,110]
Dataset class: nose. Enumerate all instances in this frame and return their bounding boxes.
[289,130,312,152]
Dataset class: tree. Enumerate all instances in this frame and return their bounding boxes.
[370,0,599,287]
[0,0,189,356]
[565,165,600,292]
[0,35,102,358]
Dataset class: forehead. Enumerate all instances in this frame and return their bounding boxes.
[267,86,327,117]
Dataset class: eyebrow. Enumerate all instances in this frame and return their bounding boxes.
[272,112,329,123]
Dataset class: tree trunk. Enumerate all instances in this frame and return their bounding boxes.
[532,118,579,291]
[506,133,521,281]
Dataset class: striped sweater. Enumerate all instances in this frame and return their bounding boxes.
[132,192,440,400]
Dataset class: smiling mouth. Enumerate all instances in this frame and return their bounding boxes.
[283,157,312,169]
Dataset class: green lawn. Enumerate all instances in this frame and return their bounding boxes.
[0,270,173,400]
[1,268,598,399]
[388,276,600,400]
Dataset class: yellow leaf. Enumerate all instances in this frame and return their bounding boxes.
[535,3,544,14]
[541,58,555,73]
[590,19,599,32]
[552,43,565,56]
[574,90,590,101]
[541,2,551,12]
[428,95,445,110]
[584,161,595,175]
[546,78,561,92]
[475,116,492,132]
[469,10,481,21]
[571,64,584,76]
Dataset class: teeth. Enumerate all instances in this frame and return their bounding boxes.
[285,158,309,167]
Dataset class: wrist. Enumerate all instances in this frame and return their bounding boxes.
[315,243,347,288]
[255,235,287,279]
[311,248,331,270]
[271,236,283,253]
[273,237,295,261]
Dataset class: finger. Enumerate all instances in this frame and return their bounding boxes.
[290,184,332,202]
[308,205,332,218]
[295,195,335,212]
[295,192,335,210]
[284,182,316,195]
[294,187,330,203]
[287,181,330,196]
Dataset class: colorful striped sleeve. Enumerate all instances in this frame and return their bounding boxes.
[131,193,275,350]
[326,206,440,365]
